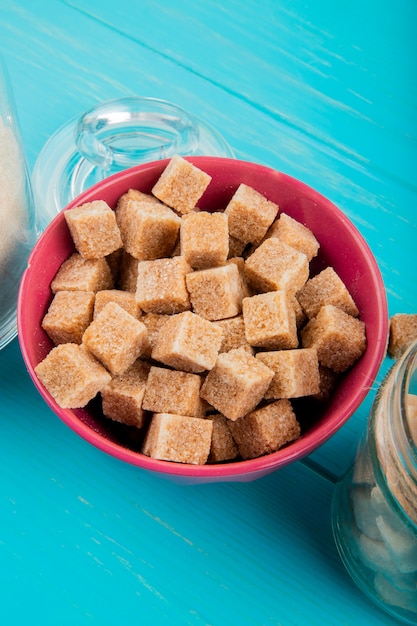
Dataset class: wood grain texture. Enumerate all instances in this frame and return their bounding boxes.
[0,0,415,623]
[0,337,394,625]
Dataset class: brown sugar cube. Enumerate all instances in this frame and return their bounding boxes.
[388,313,417,359]
[64,200,123,260]
[266,213,319,261]
[297,267,359,319]
[116,188,162,210]
[213,315,254,354]
[313,365,340,402]
[94,289,141,319]
[51,253,114,293]
[170,236,181,257]
[140,312,170,358]
[35,343,111,409]
[256,348,320,399]
[185,263,244,321]
[142,366,205,417]
[228,399,301,459]
[290,294,307,328]
[116,195,180,260]
[205,413,239,463]
[244,239,309,294]
[151,155,212,215]
[142,412,213,464]
[82,302,148,376]
[101,360,150,428]
[242,291,298,350]
[136,256,192,314]
[180,211,229,269]
[224,184,279,245]
[226,257,252,299]
[117,250,139,292]
[106,248,123,282]
[42,290,95,345]
[151,311,223,373]
[200,348,274,421]
[301,304,366,372]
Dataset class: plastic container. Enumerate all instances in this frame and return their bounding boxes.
[0,55,37,350]
[332,339,417,624]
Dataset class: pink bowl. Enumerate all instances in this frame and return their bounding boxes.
[18,157,388,483]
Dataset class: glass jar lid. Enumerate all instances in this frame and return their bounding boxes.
[32,97,234,230]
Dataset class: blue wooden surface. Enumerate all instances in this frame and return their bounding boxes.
[0,1,415,624]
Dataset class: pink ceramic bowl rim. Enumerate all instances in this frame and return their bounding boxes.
[18,157,389,482]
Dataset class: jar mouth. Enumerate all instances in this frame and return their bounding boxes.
[75,97,201,169]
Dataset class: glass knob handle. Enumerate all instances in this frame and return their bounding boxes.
[75,96,201,170]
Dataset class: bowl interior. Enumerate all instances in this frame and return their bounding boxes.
[18,157,388,482]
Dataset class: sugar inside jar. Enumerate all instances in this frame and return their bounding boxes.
[332,339,417,624]
[0,55,37,349]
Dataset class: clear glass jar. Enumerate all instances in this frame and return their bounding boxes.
[0,55,38,349]
[332,339,417,624]
[32,96,234,230]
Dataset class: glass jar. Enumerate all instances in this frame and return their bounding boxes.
[0,55,38,349]
[332,339,417,624]
[32,96,234,230]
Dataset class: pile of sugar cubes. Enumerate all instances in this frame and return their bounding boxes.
[35,155,366,465]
